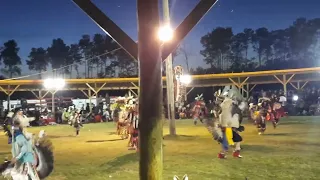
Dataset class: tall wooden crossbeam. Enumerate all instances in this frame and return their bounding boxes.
[72,0,217,61]
[161,0,218,60]
[72,0,217,179]
[72,0,138,60]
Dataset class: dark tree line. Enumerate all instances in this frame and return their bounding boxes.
[196,17,320,74]
[0,34,137,79]
[1,17,320,79]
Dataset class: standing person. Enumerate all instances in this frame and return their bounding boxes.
[192,94,207,125]
[128,100,139,151]
[10,120,39,179]
[217,97,245,159]
[73,110,83,136]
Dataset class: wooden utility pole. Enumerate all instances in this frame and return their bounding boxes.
[163,0,176,135]
[72,0,218,179]
[138,1,163,179]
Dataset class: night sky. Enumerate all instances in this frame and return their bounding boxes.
[0,0,319,75]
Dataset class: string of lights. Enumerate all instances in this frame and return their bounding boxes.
[4,47,123,80]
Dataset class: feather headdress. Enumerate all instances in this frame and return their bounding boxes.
[195,94,203,101]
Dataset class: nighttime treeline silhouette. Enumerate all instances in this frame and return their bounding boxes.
[0,17,319,79]
[198,17,320,74]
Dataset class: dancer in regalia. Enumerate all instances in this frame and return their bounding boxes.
[1,110,54,180]
[111,97,129,136]
[73,110,83,136]
[210,86,247,159]
[127,98,139,151]
[192,94,207,125]
[255,93,274,134]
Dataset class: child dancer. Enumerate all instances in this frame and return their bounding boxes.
[73,110,83,136]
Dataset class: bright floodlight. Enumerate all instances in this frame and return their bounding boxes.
[293,95,299,101]
[43,78,65,90]
[180,74,192,85]
[158,25,173,42]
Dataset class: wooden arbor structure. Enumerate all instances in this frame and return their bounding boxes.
[6,0,318,179]
[76,0,217,179]
[1,67,320,99]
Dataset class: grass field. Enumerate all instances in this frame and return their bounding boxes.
[1,117,320,180]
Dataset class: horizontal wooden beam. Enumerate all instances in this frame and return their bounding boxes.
[1,75,319,92]
[2,67,320,86]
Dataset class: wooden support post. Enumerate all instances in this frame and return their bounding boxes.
[86,83,97,95]
[86,83,106,96]
[31,91,40,99]
[50,90,57,114]
[0,85,20,111]
[301,81,309,89]
[80,90,89,98]
[129,89,138,97]
[39,91,42,110]
[31,90,49,111]
[72,0,217,179]
[237,77,242,96]
[8,85,20,96]
[229,77,249,98]
[274,74,295,97]
[186,87,194,95]
[283,75,287,97]
[137,0,163,179]
[249,84,257,92]
[88,90,92,113]
[289,82,298,90]
[95,83,106,96]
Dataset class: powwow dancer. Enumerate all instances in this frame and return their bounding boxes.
[210,87,247,159]
[1,110,54,180]
[192,94,207,125]
[254,96,274,135]
[217,97,246,159]
[127,99,139,151]
[111,97,127,135]
[73,110,83,136]
[271,95,287,127]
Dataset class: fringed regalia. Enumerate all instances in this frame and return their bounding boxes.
[1,111,54,180]
[254,97,275,134]
[73,110,83,136]
[210,87,247,159]
[217,97,246,159]
[126,96,139,151]
[272,96,287,126]
[111,97,127,135]
[192,94,207,125]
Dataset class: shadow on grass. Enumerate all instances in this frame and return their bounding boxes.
[0,152,10,156]
[264,132,319,137]
[86,139,124,143]
[267,140,320,147]
[281,122,309,125]
[163,134,199,141]
[108,132,118,135]
[102,153,138,174]
[48,135,74,139]
[263,133,292,136]
[241,144,276,153]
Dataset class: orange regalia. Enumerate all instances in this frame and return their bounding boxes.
[192,94,207,125]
